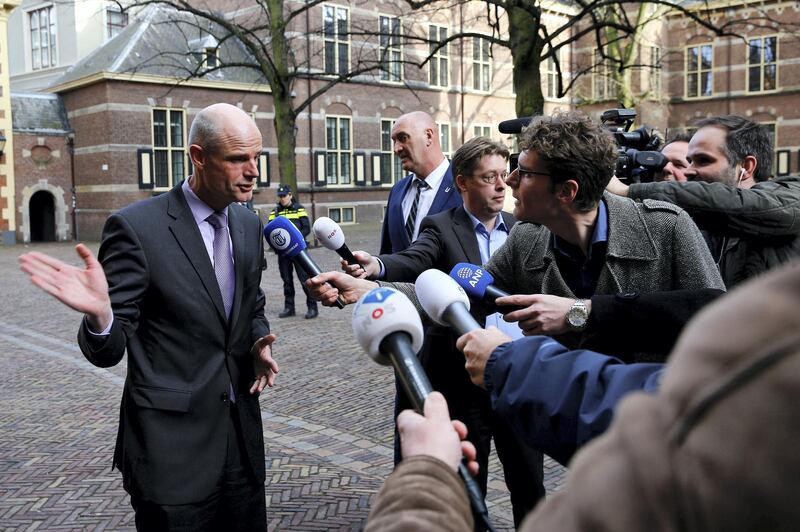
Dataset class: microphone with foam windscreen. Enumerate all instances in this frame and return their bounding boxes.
[449,263,526,313]
[498,116,533,134]
[312,216,360,266]
[352,287,494,532]
[264,217,345,309]
[415,269,482,336]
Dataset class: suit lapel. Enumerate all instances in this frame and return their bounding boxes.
[429,165,455,216]
[452,207,483,265]
[392,175,414,250]
[228,206,246,331]
[167,185,228,324]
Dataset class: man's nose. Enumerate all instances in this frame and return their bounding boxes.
[245,158,259,179]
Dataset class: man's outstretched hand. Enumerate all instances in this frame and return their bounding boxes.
[19,244,113,331]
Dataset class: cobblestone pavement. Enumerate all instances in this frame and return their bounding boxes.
[0,222,566,531]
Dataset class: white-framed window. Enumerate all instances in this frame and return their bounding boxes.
[193,47,219,70]
[328,206,355,224]
[592,49,617,101]
[380,119,403,185]
[380,15,402,82]
[438,122,451,158]
[429,24,449,87]
[648,46,661,99]
[106,6,128,39]
[152,108,187,189]
[324,5,349,76]
[325,115,352,186]
[472,37,491,92]
[686,43,713,98]
[29,5,57,70]
[748,36,778,92]
[473,125,492,139]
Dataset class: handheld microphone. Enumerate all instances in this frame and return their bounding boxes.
[264,217,345,309]
[449,263,526,313]
[415,269,482,336]
[312,216,360,265]
[498,116,533,134]
[352,287,493,532]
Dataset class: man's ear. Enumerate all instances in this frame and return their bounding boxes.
[741,155,758,180]
[455,174,468,193]
[557,180,579,205]
[189,144,205,171]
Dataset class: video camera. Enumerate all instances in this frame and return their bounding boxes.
[601,109,666,183]
[497,110,667,183]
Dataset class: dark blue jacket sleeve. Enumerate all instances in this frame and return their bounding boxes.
[484,336,663,466]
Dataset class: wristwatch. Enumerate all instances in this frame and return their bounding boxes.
[566,299,589,331]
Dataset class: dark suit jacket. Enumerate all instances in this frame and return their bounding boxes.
[380,206,516,407]
[379,165,463,255]
[380,205,515,280]
[77,183,270,505]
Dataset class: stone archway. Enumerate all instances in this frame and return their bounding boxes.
[20,182,69,243]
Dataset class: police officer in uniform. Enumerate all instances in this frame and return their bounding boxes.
[268,184,318,319]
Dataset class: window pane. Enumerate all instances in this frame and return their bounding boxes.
[701,71,712,96]
[326,154,337,183]
[170,111,183,147]
[153,110,167,147]
[329,209,341,223]
[338,43,348,74]
[337,8,347,39]
[765,37,777,63]
[749,40,761,64]
[339,119,350,150]
[154,151,169,188]
[749,66,761,91]
[701,46,712,69]
[340,154,351,183]
[324,7,334,37]
[172,150,185,181]
[326,118,336,148]
[687,73,698,97]
[764,64,776,90]
[325,42,335,73]
[343,208,354,223]
[380,153,391,183]
[688,47,698,71]
[440,58,448,86]
[381,122,391,151]
[430,58,438,85]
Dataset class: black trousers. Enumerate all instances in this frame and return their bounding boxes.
[277,256,317,312]
[130,404,267,532]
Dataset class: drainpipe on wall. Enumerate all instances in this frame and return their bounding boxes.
[459,2,465,145]
[67,133,78,241]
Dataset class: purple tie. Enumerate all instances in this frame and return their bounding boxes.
[207,211,235,319]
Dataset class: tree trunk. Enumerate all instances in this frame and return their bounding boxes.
[508,6,545,117]
[267,0,299,193]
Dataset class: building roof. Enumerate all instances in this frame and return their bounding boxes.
[50,5,269,92]
[10,93,72,134]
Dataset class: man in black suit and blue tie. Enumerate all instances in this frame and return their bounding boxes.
[19,103,278,531]
[379,111,462,254]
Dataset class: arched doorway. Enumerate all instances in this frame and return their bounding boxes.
[30,191,56,242]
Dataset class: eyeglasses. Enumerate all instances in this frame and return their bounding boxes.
[516,166,551,180]
[477,172,509,184]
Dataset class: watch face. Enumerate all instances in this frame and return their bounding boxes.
[567,303,587,328]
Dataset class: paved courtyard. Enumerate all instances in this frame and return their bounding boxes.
[0,221,566,531]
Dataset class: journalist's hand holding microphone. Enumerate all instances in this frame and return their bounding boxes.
[397,392,479,477]
[340,250,380,280]
[306,271,377,306]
